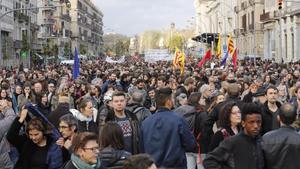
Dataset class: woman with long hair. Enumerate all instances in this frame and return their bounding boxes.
[99,122,131,169]
[209,101,241,152]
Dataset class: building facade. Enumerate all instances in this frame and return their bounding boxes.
[69,0,103,57]
[261,0,300,63]
[0,0,14,65]
[235,0,264,59]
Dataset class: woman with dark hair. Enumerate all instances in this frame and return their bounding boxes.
[0,88,13,108]
[99,122,131,169]
[207,92,225,113]
[64,132,102,169]
[6,108,63,169]
[12,84,23,113]
[208,101,241,152]
[70,98,98,133]
[37,91,51,116]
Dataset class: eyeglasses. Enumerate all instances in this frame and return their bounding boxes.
[83,147,99,152]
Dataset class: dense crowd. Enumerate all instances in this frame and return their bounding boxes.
[1,57,300,169]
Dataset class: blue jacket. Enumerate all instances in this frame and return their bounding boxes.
[140,108,197,169]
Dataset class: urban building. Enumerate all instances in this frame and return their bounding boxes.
[69,0,103,57]
[261,0,300,63]
[235,0,264,59]
[0,0,14,65]
[37,0,72,59]
[14,0,39,67]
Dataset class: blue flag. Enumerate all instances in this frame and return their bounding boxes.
[73,47,80,79]
[220,50,229,66]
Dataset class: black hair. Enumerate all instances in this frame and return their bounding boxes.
[155,87,172,107]
[265,85,278,95]
[241,103,262,121]
[123,154,155,169]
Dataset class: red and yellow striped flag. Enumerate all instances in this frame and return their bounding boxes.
[228,36,234,56]
[216,33,222,59]
[173,47,185,75]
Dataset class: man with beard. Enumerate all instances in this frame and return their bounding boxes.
[261,85,281,135]
[128,79,147,101]
[176,77,196,98]
[31,81,43,104]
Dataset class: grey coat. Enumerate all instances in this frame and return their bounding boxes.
[0,107,16,169]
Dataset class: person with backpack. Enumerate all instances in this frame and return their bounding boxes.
[208,101,241,152]
[126,90,151,124]
[174,92,208,169]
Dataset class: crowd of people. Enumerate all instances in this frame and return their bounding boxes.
[0,57,300,169]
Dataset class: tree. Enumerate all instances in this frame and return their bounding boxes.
[115,39,130,56]
[64,42,71,56]
[168,34,184,52]
[79,44,87,54]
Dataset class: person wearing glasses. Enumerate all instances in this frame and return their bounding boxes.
[64,132,103,169]
[56,114,78,162]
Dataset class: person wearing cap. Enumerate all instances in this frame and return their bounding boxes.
[140,87,196,169]
[253,86,267,105]
[97,91,113,134]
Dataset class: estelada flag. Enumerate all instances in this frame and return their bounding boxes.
[197,49,212,68]
[228,36,234,56]
[173,47,185,75]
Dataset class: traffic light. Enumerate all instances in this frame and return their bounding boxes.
[278,0,283,10]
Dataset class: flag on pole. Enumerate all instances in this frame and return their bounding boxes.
[228,36,234,56]
[216,33,222,58]
[73,47,80,79]
[232,48,238,71]
[220,50,229,66]
[173,47,185,75]
[197,49,212,68]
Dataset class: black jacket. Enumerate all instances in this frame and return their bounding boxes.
[48,103,71,128]
[204,131,264,169]
[204,96,243,145]
[261,102,281,135]
[105,110,140,154]
[99,147,131,169]
[208,127,241,152]
[261,126,300,169]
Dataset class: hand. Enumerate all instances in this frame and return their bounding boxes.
[150,106,156,112]
[0,100,8,109]
[64,139,72,149]
[18,108,28,123]
[56,137,65,147]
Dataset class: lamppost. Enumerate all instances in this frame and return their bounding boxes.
[0,0,71,66]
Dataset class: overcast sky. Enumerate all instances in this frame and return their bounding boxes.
[94,0,195,36]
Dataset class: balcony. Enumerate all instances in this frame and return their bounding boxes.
[44,18,56,25]
[241,2,247,10]
[61,14,71,22]
[234,6,240,13]
[15,12,29,23]
[260,12,270,22]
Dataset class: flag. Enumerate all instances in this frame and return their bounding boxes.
[73,47,80,79]
[228,36,234,56]
[232,48,238,71]
[216,33,221,58]
[197,49,212,67]
[220,50,229,66]
[173,47,185,75]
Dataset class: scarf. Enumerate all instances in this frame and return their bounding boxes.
[71,154,101,169]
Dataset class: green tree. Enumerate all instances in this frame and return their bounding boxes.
[168,34,184,52]
[79,44,87,54]
[115,40,129,56]
[64,42,71,56]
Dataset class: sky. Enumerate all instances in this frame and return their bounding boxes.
[94,0,195,36]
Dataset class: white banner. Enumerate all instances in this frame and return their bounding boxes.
[105,56,125,63]
[144,49,173,62]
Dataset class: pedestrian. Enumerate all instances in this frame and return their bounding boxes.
[209,101,241,151]
[105,91,139,154]
[64,132,102,169]
[203,103,264,169]
[70,98,98,134]
[0,100,16,169]
[123,154,157,169]
[261,103,300,169]
[6,108,64,169]
[99,122,131,169]
[140,87,197,169]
